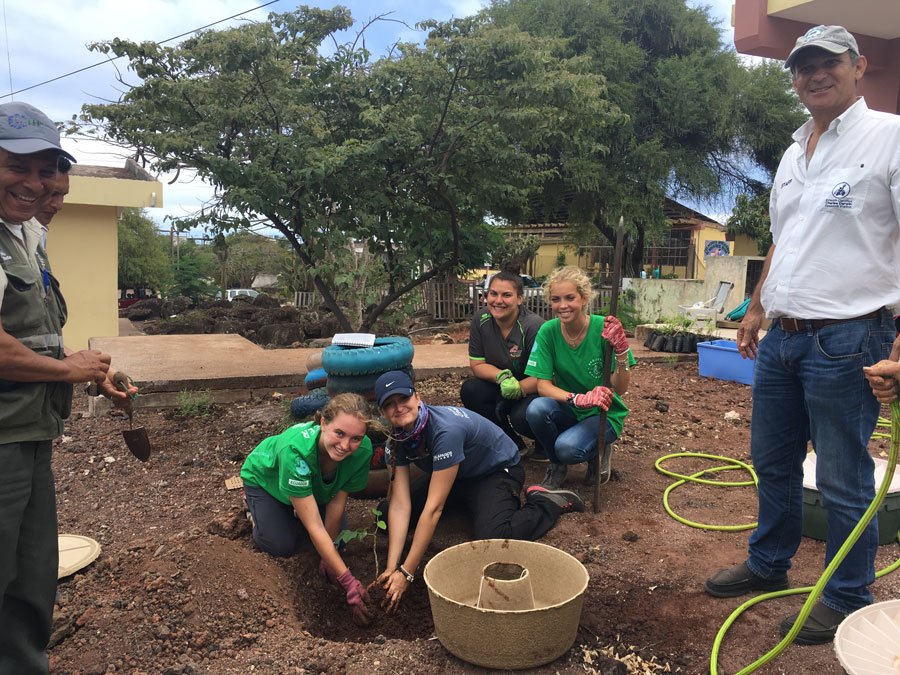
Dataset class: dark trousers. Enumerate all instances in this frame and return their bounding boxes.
[0,440,57,675]
[459,378,540,450]
[380,462,561,542]
[243,486,340,557]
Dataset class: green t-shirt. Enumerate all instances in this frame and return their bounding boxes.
[240,421,372,505]
[524,315,636,435]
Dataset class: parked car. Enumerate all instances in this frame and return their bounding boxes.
[118,287,157,310]
[217,288,259,301]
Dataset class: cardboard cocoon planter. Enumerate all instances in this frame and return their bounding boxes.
[423,539,588,670]
[697,339,755,386]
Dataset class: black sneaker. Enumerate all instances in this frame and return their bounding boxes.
[704,561,789,598]
[539,463,568,489]
[525,485,585,513]
[528,445,549,462]
[778,601,847,645]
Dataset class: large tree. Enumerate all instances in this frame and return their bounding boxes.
[117,208,171,291]
[486,0,806,274]
[78,7,619,330]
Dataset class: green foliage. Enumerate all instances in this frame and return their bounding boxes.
[486,0,805,264]
[336,507,387,578]
[175,389,213,417]
[167,241,216,302]
[489,233,540,273]
[602,289,640,331]
[117,208,171,290]
[727,191,772,255]
[77,7,618,332]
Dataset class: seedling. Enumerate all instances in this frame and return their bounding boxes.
[335,507,387,579]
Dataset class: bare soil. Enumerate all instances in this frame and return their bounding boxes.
[49,360,900,674]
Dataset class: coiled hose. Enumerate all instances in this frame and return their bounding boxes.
[655,401,900,675]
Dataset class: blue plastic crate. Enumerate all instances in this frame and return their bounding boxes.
[697,339,756,385]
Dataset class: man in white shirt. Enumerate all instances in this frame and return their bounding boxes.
[0,102,129,673]
[704,25,900,645]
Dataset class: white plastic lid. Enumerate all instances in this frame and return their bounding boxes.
[834,598,900,674]
[802,453,900,494]
[58,534,101,579]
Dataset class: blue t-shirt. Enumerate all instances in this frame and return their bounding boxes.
[393,405,518,479]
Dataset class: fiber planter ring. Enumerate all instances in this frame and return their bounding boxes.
[423,538,589,670]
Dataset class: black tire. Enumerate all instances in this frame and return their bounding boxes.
[290,388,329,420]
[326,367,414,397]
[322,337,414,377]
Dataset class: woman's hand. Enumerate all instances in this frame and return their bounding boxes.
[602,315,629,356]
[573,386,613,411]
[375,568,409,614]
[337,570,374,626]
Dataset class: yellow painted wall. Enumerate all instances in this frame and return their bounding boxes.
[692,224,730,280]
[44,172,162,350]
[46,203,119,351]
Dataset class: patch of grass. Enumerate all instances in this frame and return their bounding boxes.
[175,389,214,417]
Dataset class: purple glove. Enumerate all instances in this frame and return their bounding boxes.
[337,569,374,626]
[602,315,629,356]
[573,386,612,411]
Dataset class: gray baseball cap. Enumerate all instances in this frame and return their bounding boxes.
[785,25,859,70]
[0,102,77,162]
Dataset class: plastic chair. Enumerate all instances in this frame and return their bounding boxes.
[678,281,734,321]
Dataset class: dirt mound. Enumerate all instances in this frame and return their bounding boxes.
[49,365,900,674]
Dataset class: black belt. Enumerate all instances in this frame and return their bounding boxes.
[778,310,881,332]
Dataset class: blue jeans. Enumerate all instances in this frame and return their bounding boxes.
[525,397,618,465]
[746,312,894,614]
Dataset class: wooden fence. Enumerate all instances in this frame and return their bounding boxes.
[295,280,614,323]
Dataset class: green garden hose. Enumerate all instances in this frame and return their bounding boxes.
[654,401,900,675]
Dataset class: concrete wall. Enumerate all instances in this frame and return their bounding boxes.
[47,203,120,351]
[45,172,163,350]
[622,278,705,322]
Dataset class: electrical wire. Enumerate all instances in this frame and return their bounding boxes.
[0,0,283,100]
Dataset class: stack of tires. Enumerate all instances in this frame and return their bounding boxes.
[288,337,416,421]
[323,337,414,399]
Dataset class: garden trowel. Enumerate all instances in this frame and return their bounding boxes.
[113,372,151,462]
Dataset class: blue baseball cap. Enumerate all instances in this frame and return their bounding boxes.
[0,102,77,162]
[375,370,415,407]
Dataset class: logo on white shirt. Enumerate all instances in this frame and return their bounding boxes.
[825,182,853,209]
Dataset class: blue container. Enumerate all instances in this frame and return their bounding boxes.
[696,339,756,385]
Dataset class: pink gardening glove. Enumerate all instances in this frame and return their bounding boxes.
[602,315,629,356]
[573,386,613,411]
[337,569,374,626]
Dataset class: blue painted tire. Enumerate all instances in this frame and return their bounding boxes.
[290,388,329,420]
[304,367,327,389]
[326,367,414,398]
[322,337,414,377]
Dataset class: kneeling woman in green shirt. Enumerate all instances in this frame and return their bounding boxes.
[240,392,375,624]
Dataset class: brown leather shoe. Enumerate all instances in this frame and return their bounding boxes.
[704,561,789,598]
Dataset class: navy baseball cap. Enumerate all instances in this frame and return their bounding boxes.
[0,102,77,162]
[375,370,415,407]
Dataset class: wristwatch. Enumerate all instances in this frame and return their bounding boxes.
[398,565,415,583]
[565,392,576,404]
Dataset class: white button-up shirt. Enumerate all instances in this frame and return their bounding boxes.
[762,98,900,319]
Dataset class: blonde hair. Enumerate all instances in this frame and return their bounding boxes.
[315,392,381,432]
[542,266,595,312]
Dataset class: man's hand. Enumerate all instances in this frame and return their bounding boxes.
[573,386,613,411]
[95,370,138,407]
[602,315,629,356]
[337,569,373,626]
[863,360,900,405]
[737,306,765,360]
[63,350,111,384]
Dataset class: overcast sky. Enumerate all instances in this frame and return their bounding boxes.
[0,0,740,228]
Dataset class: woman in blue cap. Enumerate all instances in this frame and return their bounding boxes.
[371,370,584,613]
